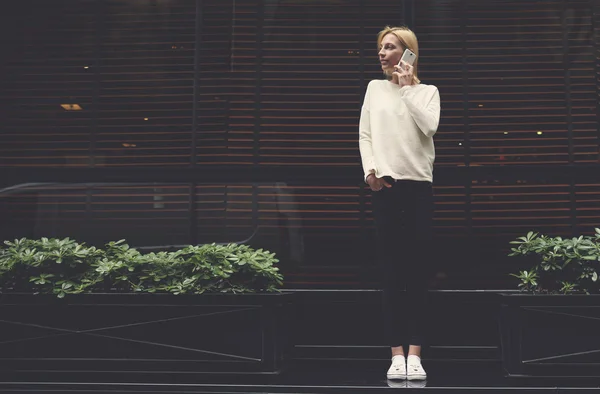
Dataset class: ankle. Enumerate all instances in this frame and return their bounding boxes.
[407,345,421,358]
[391,346,405,358]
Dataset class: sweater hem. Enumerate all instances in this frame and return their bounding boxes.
[379,174,433,183]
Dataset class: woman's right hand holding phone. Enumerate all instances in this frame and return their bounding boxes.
[392,60,414,87]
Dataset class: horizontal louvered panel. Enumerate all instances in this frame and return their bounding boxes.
[257,185,361,232]
[84,184,190,246]
[258,1,363,166]
[470,181,572,235]
[584,1,600,164]
[1,178,596,290]
[95,0,195,167]
[568,2,598,162]
[194,184,364,268]
[196,100,238,163]
[431,185,469,233]
[196,184,365,270]
[0,187,87,250]
[195,185,255,243]
[468,180,574,284]
[2,0,596,170]
[364,184,468,235]
[257,185,363,268]
[0,1,96,167]
[575,183,600,229]
[415,1,467,166]
[196,1,259,165]
[0,184,191,246]
[1,186,88,221]
[362,3,406,82]
[89,185,189,215]
[1,0,599,291]
[466,1,571,165]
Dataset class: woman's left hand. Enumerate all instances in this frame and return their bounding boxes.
[393,60,414,87]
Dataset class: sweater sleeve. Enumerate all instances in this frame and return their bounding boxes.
[401,85,440,138]
[358,81,375,181]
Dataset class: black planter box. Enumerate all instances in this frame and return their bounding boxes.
[0,292,294,379]
[499,293,600,378]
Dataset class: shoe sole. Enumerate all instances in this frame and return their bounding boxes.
[407,374,427,381]
[387,373,407,380]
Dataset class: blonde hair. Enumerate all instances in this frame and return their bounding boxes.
[377,26,420,84]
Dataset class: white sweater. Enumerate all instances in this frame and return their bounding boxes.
[359,80,441,183]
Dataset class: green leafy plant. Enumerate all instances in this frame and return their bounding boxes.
[0,238,283,297]
[0,237,104,297]
[508,228,600,294]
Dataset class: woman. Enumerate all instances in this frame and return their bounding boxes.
[358,26,440,381]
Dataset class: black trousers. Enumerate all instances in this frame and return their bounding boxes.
[372,178,433,347]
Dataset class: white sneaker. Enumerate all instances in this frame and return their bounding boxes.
[386,355,407,380]
[406,355,427,380]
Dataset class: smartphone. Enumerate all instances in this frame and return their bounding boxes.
[399,48,416,67]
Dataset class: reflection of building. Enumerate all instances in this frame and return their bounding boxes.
[273,182,305,265]
[0,182,305,267]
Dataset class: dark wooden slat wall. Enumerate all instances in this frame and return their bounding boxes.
[0,0,599,290]
[95,1,196,167]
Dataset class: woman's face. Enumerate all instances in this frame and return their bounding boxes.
[378,33,403,73]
